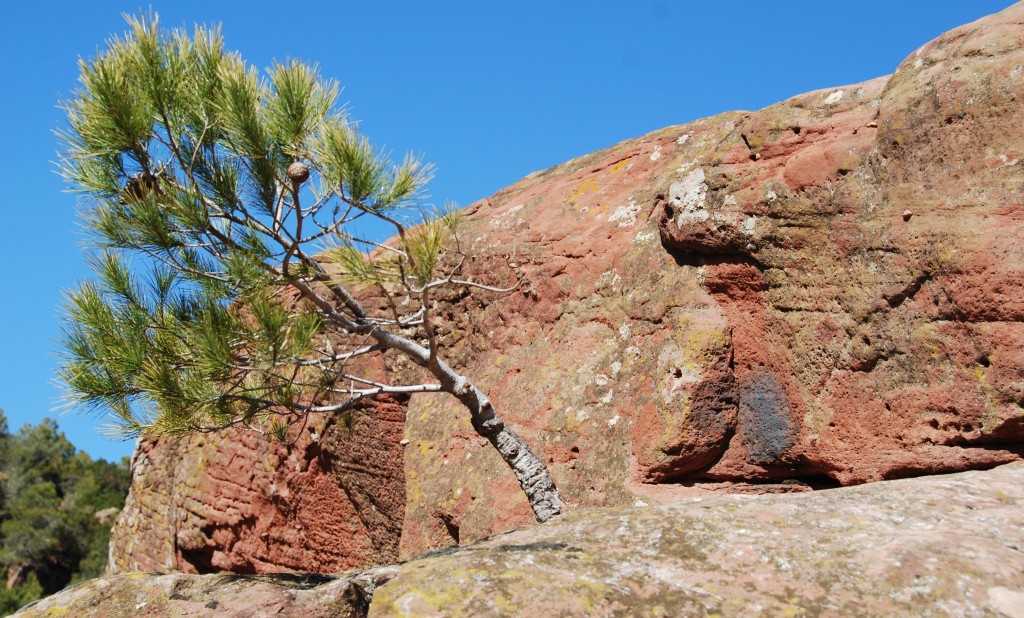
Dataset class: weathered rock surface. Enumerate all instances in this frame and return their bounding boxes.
[21,462,1024,617]
[111,3,1024,572]
[11,570,384,618]
[109,397,407,574]
[395,1,1024,555]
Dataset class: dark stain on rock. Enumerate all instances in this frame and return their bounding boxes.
[739,370,796,464]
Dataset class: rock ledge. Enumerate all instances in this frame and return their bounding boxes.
[18,462,1024,617]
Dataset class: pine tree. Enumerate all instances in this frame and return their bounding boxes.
[57,14,564,522]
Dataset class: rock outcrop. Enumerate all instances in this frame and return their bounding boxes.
[21,462,1024,617]
[109,397,407,574]
[110,2,1024,573]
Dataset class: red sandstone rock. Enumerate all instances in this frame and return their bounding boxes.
[111,3,1024,572]
[397,1,1024,556]
[109,397,406,574]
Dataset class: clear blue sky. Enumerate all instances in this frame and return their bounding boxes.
[0,1,1015,462]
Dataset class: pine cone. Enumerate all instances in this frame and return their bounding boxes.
[287,161,310,185]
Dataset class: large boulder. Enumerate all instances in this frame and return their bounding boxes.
[110,2,1024,572]
[20,461,1024,617]
[395,0,1024,555]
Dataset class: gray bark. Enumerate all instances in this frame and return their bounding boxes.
[481,424,566,523]
[441,365,565,522]
[367,327,565,522]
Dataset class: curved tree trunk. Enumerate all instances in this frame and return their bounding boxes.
[371,329,566,522]
[434,368,565,522]
[471,409,565,523]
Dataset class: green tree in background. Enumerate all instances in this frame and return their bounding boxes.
[1,483,70,590]
[57,14,564,522]
[0,410,131,613]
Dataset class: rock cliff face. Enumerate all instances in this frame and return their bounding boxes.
[22,462,1024,617]
[110,2,1024,573]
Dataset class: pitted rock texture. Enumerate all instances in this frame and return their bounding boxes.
[112,3,1024,571]
[108,397,406,574]
[19,462,1024,617]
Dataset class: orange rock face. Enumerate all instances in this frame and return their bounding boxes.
[110,4,1024,572]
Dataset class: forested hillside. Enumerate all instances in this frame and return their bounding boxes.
[0,410,130,615]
